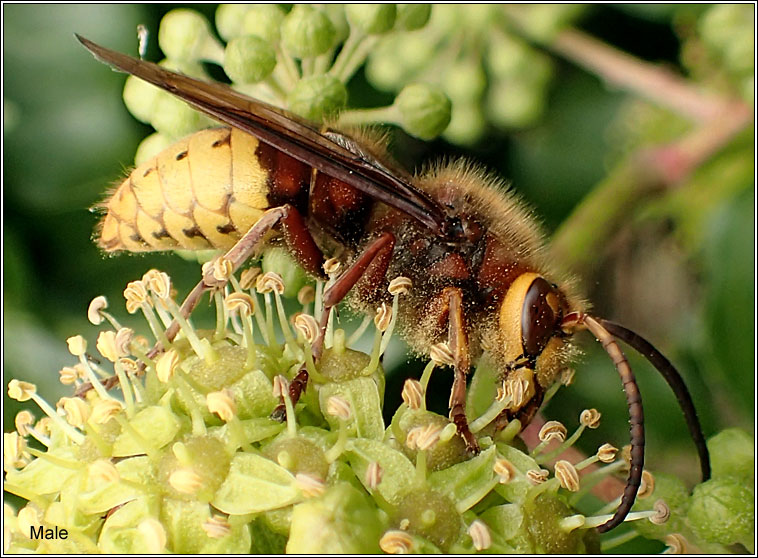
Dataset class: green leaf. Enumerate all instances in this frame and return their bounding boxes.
[428,446,497,512]
[346,437,416,502]
[78,456,156,515]
[161,498,252,553]
[212,452,299,514]
[319,377,385,440]
[113,406,181,457]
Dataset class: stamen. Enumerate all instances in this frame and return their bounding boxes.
[379,530,413,554]
[58,366,79,386]
[295,473,326,498]
[579,408,602,429]
[401,378,423,410]
[207,389,237,422]
[596,443,618,464]
[14,411,34,437]
[137,518,167,553]
[663,533,689,554]
[554,460,580,492]
[429,342,454,367]
[169,468,203,494]
[494,457,516,483]
[124,280,171,349]
[365,461,383,490]
[225,292,258,369]
[87,296,109,325]
[90,399,123,424]
[61,397,91,428]
[88,459,120,484]
[202,515,232,539]
[238,267,261,290]
[7,380,85,444]
[468,519,492,551]
[526,468,550,485]
[155,349,180,383]
[638,470,655,499]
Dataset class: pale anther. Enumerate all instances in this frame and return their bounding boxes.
[8,379,36,402]
[429,342,454,366]
[526,468,550,485]
[294,313,319,344]
[156,349,180,383]
[379,530,413,554]
[596,443,618,463]
[225,292,256,316]
[580,408,602,428]
[202,515,232,539]
[256,271,285,294]
[137,518,167,553]
[365,461,383,490]
[239,266,262,290]
[388,276,412,296]
[468,519,492,551]
[326,396,352,420]
[539,420,567,443]
[494,457,516,483]
[89,459,120,483]
[87,295,108,325]
[554,460,580,492]
[207,389,237,422]
[649,499,670,525]
[295,473,326,498]
[14,411,34,437]
[323,257,341,275]
[401,378,423,410]
[66,335,87,357]
[297,285,316,305]
[374,302,392,332]
[169,468,203,494]
[638,470,655,499]
[90,399,123,424]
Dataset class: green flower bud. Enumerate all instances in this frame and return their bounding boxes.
[707,428,754,480]
[524,493,596,553]
[287,74,347,121]
[318,5,350,44]
[261,247,309,297]
[699,4,753,53]
[688,476,754,549]
[241,5,287,45]
[444,102,486,146]
[215,4,253,42]
[263,436,329,479]
[507,5,585,43]
[134,133,173,166]
[148,60,213,138]
[286,483,385,553]
[281,5,337,59]
[158,9,224,63]
[159,437,232,503]
[393,487,461,551]
[123,75,160,124]
[442,61,487,102]
[224,36,277,84]
[392,408,468,471]
[487,79,546,129]
[394,83,451,140]
[345,4,397,35]
[151,93,209,139]
[395,4,432,31]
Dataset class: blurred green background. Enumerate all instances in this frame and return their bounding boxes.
[3,5,753,545]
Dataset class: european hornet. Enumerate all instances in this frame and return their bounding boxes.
[78,35,710,532]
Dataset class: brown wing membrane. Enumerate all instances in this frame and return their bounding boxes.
[76,34,446,234]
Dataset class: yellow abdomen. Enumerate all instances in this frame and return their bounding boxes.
[98,127,270,252]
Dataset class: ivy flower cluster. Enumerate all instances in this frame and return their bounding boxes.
[8,254,742,553]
